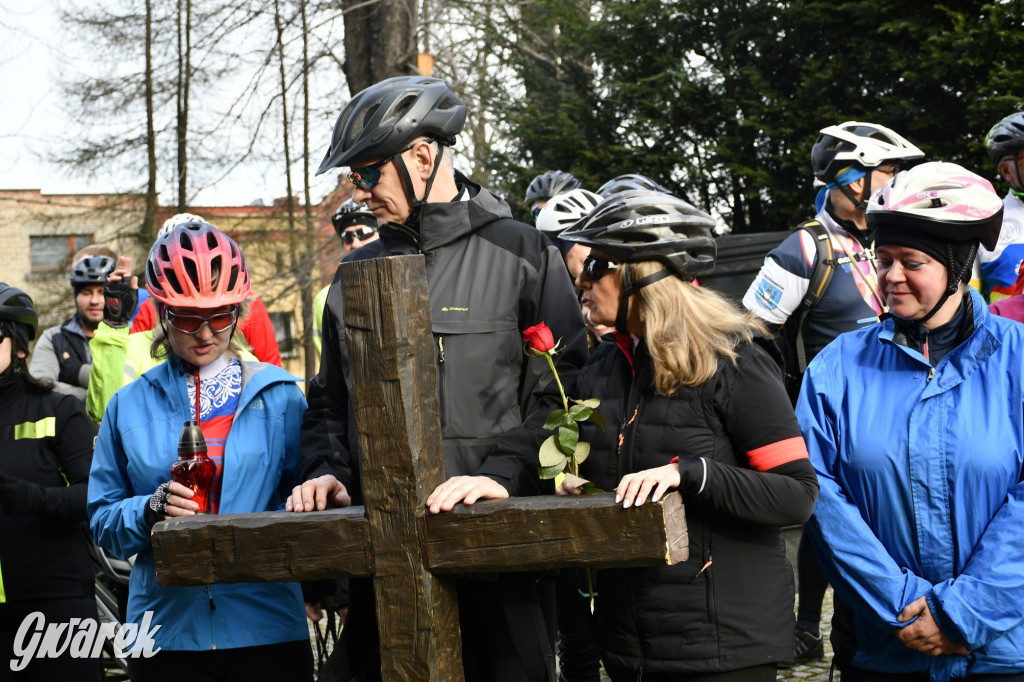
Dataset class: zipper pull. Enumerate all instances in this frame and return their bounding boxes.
[927,367,935,382]
[437,335,445,364]
[206,584,216,611]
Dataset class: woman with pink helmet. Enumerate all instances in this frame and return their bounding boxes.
[88,221,313,680]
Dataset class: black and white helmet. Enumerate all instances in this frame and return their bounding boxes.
[559,191,717,281]
[525,170,582,205]
[316,76,466,174]
[985,112,1024,166]
[811,121,924,184]
[70,256,115,288]
[332,199,376,234]
[535,189,603,236]
[596,174,670,199]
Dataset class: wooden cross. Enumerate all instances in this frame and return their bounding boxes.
[151,255,689,681]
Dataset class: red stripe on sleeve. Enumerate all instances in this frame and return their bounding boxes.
[746,436,808,471]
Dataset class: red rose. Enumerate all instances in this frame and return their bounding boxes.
[523,322,556,355]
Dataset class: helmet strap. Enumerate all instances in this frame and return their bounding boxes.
[913,242,976,328]
[393,143,446,233]
[614,267,673,333]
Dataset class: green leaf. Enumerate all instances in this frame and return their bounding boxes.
[587,409,606,431]
[568,404,593,421]
[539,435,565,467]
[579,482,604,495]
[573,440,590,465]
[557,422,579,456]
[574,398,601,410]
[542,410,567,430]
[539,460,567,480]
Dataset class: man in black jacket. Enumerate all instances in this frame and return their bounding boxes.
[287,76,587,682]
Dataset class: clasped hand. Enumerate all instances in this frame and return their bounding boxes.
[895,597,969,656]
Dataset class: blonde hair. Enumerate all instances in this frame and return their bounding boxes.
[628,261,768,394]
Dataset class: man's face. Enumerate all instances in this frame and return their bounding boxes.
[350,149,418,225]
[998,150,1024,192]
[341,224,380,255]
[75,284,105,328]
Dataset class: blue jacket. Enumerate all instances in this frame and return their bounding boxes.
[797,289,1024,681]
[88,356,309,651]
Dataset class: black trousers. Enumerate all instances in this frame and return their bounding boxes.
[126,638,313,682]
[604,663,777,682]
[0,597,103,682]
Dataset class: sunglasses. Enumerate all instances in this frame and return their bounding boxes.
[347,142,418,190]
[341,226,378,245]
[581,256,618,282]
[164,308,239,335]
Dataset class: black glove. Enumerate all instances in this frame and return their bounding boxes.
[104,279,138,329]
[57,353,86,386]
[144,481,171,527]
[0,470,37,516]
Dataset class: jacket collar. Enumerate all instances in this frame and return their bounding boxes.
[143,354,299,418]
[377,171,514,254]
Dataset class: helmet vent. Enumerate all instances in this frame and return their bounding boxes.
[179,232,194,252]
[206,231,219,250]
[227,265,239,293]
[164,268,183,295]
[184,258,201,291]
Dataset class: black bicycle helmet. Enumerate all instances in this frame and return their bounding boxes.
[596,174,671,199]
[524,170,582,205]
[332,199,377,235]
[559,190,717,281]
[70,255,116,289]
[985,112,1024,166]
[316,76,467,174]
[0,282,38,340]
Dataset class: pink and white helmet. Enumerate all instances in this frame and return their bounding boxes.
[146,222,252,308]
[866,161,1003,250]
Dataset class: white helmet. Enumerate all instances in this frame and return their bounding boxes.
[812,122,924,183]
[159,212,206,237]
[866,161,1003,251]
[535,189,603,236]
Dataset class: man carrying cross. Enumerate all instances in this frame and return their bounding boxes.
[287,76,587,681]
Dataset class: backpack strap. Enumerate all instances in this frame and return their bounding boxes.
[785,220,836,374]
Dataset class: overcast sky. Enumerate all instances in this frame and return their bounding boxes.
[0,0,324,207]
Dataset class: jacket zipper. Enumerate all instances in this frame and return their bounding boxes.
[436,335,447,427]
[206,584,217,649]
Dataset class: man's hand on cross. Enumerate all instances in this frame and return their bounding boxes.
[286,474,352,512]
[425,475,509,514]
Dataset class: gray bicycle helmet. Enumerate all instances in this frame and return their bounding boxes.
[596,174,671,199]
[70,255,116,290]
[332,199,376,235]
[985,112,1024,166]
[0,282,38,340]
[316,76,467,174]
[559,190,717,280]
[525,170,582,205]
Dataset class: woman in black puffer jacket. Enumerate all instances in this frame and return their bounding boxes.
[558,191,819,682]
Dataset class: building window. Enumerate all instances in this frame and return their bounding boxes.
[268,311,298,358]
[30,235,93,270]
